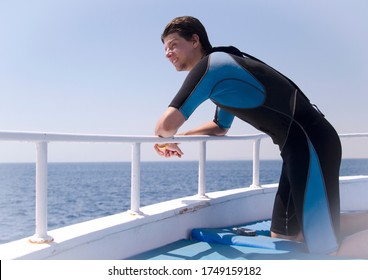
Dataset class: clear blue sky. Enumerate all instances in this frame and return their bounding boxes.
[0,0,367,162]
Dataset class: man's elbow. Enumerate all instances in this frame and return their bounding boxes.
[155,107,185,137]
[214,128,228,136]
[155,122,177,138]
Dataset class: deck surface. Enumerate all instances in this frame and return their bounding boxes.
[128,220,349,260]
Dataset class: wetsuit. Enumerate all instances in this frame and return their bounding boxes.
[169,46,342,254]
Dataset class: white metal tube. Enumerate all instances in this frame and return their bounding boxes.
[0,131,365,144]
[251,138,261,188]
[0,131,273,144]
[130,142,141,214]
[198,141,207,197]
[29,142,53,243]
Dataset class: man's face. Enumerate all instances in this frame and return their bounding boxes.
[163,32,199,71]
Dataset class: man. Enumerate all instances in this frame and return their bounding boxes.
[154,16,366,256]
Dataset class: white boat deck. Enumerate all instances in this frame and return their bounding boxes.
[0,175,367,260]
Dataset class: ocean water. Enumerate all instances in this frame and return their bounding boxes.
[0,159,367,244]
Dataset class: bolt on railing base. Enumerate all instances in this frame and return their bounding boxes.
[29,235,54,244]
[128,209,144,216]
[196,194,209,199]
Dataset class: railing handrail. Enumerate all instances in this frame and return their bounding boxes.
[339,133,368,139]
[0,130,269,143]
[0,130,366,143]
[0,130,367,244]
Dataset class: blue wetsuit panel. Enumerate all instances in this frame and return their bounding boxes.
[175,52,265,124]
[214,107,235,129]
[303,141,338,254]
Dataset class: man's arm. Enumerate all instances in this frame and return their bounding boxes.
[180,120,228,136]
[155,106,228,138]
[155,107,186,138]
[154,107,229,158]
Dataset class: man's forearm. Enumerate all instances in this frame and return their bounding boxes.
[180,121,228,136]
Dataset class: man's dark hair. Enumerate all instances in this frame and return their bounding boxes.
[161,16,212,54]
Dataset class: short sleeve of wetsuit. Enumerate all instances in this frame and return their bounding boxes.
[169,56,235,129]
[213,106,235,129]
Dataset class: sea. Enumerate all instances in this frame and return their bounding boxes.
[0,159,367,244]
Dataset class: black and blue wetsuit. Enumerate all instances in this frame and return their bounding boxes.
[169,47,342,254]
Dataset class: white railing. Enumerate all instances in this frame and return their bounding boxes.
[0,131,366,244]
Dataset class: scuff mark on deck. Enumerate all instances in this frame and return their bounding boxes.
[178,202,210,214]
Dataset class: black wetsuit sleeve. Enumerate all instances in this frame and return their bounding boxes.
[169,56,209,117]
[169,55,235,128]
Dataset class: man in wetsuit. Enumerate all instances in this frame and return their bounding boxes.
[154,16,346,255]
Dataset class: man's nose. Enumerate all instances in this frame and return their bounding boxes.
[165,49,173,58]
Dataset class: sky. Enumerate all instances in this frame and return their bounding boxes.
[0,0,367,162]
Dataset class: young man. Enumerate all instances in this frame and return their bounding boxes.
[154,16,367,257]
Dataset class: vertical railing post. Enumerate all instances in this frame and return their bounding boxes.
[130,142,142,215]
[198,141,208,198]
[29,142,53,243]
[250,137,262,188]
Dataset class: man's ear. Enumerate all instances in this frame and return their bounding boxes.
[191,34,200,48]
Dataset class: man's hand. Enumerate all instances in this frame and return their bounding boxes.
[154,143,184,158]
